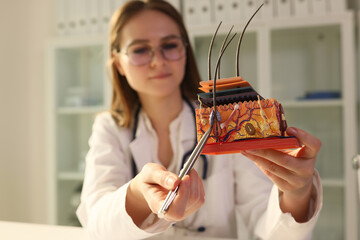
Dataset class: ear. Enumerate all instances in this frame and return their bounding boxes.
[112,50,125,76]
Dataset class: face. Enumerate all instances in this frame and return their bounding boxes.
[115,10,186,101]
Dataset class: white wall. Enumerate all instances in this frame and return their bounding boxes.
[0,0,54,223]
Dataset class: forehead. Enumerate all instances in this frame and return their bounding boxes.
[119,10,181,46]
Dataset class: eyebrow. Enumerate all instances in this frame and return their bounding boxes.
[125,34,182,49]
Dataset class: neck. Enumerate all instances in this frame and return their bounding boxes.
[139,92,183,132]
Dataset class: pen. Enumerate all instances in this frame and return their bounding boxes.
[158,110,215,218]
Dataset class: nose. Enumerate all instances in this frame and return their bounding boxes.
[149,48,166,67]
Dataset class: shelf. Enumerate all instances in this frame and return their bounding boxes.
[49,34,107,48]
[322,178,345,188]
[188,22,261,37]
[57,106,105,115]
[188,11,353,37]
[281,99,343,108]
[58,172,84,181]
[266,11,353,30]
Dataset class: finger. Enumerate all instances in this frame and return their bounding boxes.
[187,169,205,209]
[286,127,322,159]
[260,167,292,193]
[252,155,313,195]
[242,151,296,182]
[164,175,191,221]
[242,151,301,193]
[243,149,299,172]
[141,163,180,190]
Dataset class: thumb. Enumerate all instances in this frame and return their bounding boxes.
[142,163,180,190]
[286,127,322,158]
[161,173,180,190]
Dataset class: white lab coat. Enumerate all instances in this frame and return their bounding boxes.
[76,101,322,240]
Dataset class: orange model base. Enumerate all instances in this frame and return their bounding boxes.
[201,136,300,155]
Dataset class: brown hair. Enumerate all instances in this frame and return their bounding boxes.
[108,0,201,128]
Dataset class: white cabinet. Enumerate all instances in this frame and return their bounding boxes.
[189,12,358,240]
[48,0,358,239]
[46,36,109,226]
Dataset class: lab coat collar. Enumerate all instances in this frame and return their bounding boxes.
[177,100,197,173]
[129,110,153,173]
[129,100,197,174]
[179,99,197,144]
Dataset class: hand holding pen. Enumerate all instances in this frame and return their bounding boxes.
[158,110,215,218]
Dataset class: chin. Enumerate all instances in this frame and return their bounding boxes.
[151,87,181,100]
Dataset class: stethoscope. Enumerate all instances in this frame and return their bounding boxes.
[130,98,208,180]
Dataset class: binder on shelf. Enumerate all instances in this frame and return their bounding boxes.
[56,0,68,36]
[98,0,113,34]
[275,0,292,18]
[184,0,201,26]
[77,0,88,35]
[328,0,346,14]
[67,0,79,35]
[262,0,275,20]
[310,0,327,16]
[229,0,245,22]
[244,0,261,20]
[293,0,310,17]
[214,0,229,22]
[88,0,100,34]
[197,0,213,25]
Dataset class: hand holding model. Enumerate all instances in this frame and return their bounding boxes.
[242,127,322,222]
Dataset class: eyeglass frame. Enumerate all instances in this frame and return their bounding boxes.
[114,36,188,66]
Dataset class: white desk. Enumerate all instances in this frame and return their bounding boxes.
[0,221,86,240]
[0,221,235,240]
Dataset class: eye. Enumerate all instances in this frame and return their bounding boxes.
[130,45,150,55]
[162,42,180,51]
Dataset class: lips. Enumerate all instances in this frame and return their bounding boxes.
[149,73,172,79]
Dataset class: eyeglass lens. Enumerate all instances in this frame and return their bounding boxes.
[126,37,186,66]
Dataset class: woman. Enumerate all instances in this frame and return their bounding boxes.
[76,1,323,239]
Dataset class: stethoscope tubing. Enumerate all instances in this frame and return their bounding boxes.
[158,125,213,218]
[179,125,212,180]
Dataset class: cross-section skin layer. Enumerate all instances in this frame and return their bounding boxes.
[196,99,284,144]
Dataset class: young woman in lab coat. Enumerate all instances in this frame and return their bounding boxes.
[77,1,323,239]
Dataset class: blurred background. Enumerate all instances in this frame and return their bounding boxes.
[0,0,359,239]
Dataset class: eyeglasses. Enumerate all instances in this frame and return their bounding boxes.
[119,37,187,66]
